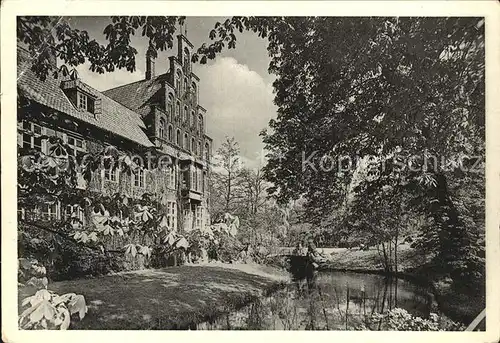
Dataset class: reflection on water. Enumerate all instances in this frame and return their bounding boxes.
[198,271,434,330]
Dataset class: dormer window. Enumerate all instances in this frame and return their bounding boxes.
[61,80,99,116]
[77,92,95,113]
[78,92,87,109]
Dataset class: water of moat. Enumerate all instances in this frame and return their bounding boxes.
[197,270,434,330]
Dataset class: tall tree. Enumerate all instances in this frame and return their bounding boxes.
[210,137,244,219]
[196,17,485,278]
[239,167,268,216]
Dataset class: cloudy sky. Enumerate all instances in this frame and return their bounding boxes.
[67,17,277,168]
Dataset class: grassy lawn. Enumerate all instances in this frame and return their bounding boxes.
[323,244,428,272]
[18,264,289,330]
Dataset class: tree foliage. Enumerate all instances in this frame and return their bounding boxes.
[209,136,244,219]
[18,15,485,289]
[195,17,485,279]
[17,16,188,81]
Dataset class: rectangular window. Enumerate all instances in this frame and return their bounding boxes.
[133,168,145,188]
[195,206,203,229]
[65,204,85,224]
[104,167,119,182]
[191,168,197,191]
[198,169,203,193]
[167,201,177,230]
[38,202,60,221]
[166,165,176,189]
[182,171,188,189]
[66,135,86,159]
[78,92,87,110]
[176,102,181,121]
[203,171,207,193]
[77,92,95,113]
[21,122,44,152]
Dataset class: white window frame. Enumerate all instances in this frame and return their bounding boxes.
[195,206,203,229]
[166,201,177,230]
[65,134,87,157]
[133,168,146,188]
[103,167,119,183]
[21,121,45,153]
[198,169,203,192]
[166,164,176,189]
[37,202,60,221]
[77,92,88,110]
[191,167,197,191]
[159,118,165,138]
[65,204,85,224]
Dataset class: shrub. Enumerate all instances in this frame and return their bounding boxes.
[369,308,465,331]
[19,228,121,281]
[18,258,88,330]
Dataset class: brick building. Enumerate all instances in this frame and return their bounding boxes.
[17,33,212,233]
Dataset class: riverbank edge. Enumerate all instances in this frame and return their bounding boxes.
[188,279,289,329]
[317,264,481,326]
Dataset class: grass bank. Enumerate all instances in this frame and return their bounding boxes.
[322,246,485,326]
[18,263,289,330]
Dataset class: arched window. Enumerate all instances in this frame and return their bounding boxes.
[167,94,174,121]
[167,125,173,142]
[191,111,196,128]
[175,70,182,94]
[184,133,189,150]
[191,138,196,154]
[183,105,188,122]
[184,77,188,94]
[176,101,180,121]
[191,83,197,104]
[198,141,202,157]
[204,142,210,160]
[184,48,190,73]
[159,118,165,138]
[176,129,182,146]
[198,114,203,133]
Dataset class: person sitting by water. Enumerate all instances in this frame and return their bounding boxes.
[306,238,320,269]
[306,238,328,267]
[293,242,307,256]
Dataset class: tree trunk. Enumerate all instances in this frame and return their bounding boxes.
[381,243,389,273]
[427,172,471,276]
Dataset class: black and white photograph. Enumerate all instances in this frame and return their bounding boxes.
[2,1,500,339]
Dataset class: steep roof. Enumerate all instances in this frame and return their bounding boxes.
[17,47,154,148]
[102,73,169,117]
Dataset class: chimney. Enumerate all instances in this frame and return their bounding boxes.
[145,52,155,80]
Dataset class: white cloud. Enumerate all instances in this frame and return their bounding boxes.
[76,64,144,92]
[197,57,277,169]
[76,56,276,169]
